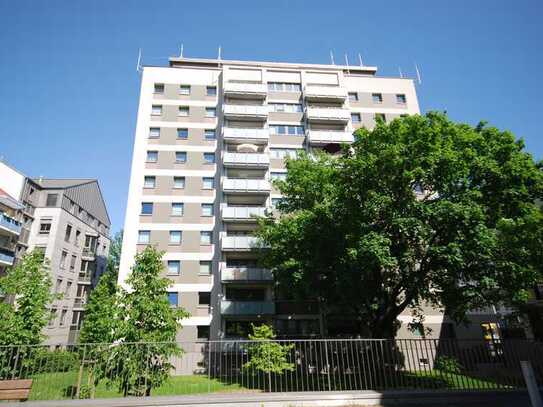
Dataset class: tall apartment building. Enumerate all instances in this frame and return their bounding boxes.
[120,56,442,342]
[0,161,111,344]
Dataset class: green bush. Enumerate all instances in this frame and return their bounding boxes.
[434,356,462,374]
[28,349,79,374]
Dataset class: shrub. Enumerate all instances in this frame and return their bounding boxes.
[434,355,462,374]
[29,349,79,374]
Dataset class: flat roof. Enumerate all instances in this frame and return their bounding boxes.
[168,56,378,75]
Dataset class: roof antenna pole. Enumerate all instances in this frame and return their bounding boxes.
[414,62,422,85]
[358,53,364,67]
[218,45,222,61]
[344,54,350,74]
[398,66,404,78]
[136,48,142,73]
[330,50,335,65]
[179,43,184,58]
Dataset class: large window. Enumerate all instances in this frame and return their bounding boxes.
[269,125,304,136]
[396,94,407,104]
[204,129,216,140]
[144,176,156,188]
[348,92,359,102]
[271,172,287,181]
[138,230,150,244]
[372,93,383,103]
[205,107,217,118]
[178,106,189,117]
[146,151,158,163]
[154,83,164,94]
[167,260,180,275]
[199,261,212,275]
[171,203,184,216]
[198,292,211,306]
[64,224,72,242]
[206,86,217,96]
[141,202,153,215]
[200,231,212,245]
[201,204,214,217]
[177,128,188,139]
[270,148,300,160]
[175,151,187,163]
[151,105,162,115]
[46,194,58,207]
[203,153,215,164]
[167,292,178,307]
[351,113,361,123]
[267,82,302,92]
[173,176,185,189]
[149,127,160,138]
[197,325,210,340]
[169,230,182,244]
[269,103,303,113]
[179,85,191,95]
[202,177,214,189]
[39,222,51,234]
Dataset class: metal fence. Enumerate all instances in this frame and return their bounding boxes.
[0,338,542,401]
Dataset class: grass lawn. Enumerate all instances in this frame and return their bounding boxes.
[29,370,245,401]
[405,369,505,390]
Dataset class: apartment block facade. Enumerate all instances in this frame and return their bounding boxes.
[120,56,440,342]
[0,161,111,344]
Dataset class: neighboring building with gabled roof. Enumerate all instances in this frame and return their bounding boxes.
[0,160,111,344]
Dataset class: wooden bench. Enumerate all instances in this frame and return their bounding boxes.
[0,379,33,401]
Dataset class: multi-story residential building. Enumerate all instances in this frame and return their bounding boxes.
[0,161,111,344]
[119,56,427,342]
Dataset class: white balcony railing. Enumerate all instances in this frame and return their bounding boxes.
[221,267,273,282]
[304,85,348,100]
[223,105,269,118]
[223,178,271,193]
[306,130,354,145]
[223,127,269,142]
[221,235,261,251]
[305,107,351,122]
[223,152,269,167]
[224,82,268,96]
[222,206,267,220]
[220,300,275,315]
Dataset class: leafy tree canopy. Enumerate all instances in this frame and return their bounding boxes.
[257,112,543,338]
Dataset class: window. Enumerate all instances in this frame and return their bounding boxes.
[269,125,304,136]
[75,230,81,247]
[138,230,150,244]
[270,148,299,159]
[348,92,359,102]
[206,86,217,96]
[178,106,189,117]
[199,261,212,275]
[372,93,383,103]
[65,281,72,296]
[202,177,214,189]
[60,251,67,268]
[200,231,212,245]
[271,172,287,181]
[151,105,162,115]
[167,292,178,307]
[169,230,182,244]
[269,103,303,113]
[179,85,191,95]
[351,113,361,123]
[46,194,58,207]
[201,204,214,217]
[173,176,185,189]
[144,176,156,188]
[205,107,216,118]
[204,129,216,140]
[375,113,386,123]
[146,151,158,163]
[271,198,283,207]
[70,255,76,272]
[198,292,211,306]
[154,83,164,93]
[175,151,187,163]
[48,308,57,327]
[149,127,160,138]
[177,128,188,139]
[59,309,67,326]
[39,222,51,234]
[171,203,184,216]
[197,325,210,340]
[167,260,180,275]
[55,279,62,293]
[267,82,301,92]
[396,94,407,104]
[203,153,215,164]
[64,224,72,242]
[141,202,153,215]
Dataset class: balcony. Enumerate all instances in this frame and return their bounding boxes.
[221,235,261,251]
[305,107,351,123]
[223,152,269,168]
[306,130,354,145]
[0,248,15,266]
[221,267,273,282]
[73,297,87,309]
[223,127,269,144]
[304,85,347,102]
[222,206,267,222]
[68,328,80,344]
[0,213,22,236]
[224,82,267,99]
[78,272,92,284]
[81,247,96,260]
[276,301,320,315]
[220,300,275,316]
[223,178,271,194]
[223,105,268,121]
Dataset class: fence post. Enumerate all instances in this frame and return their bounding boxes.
[324,340,332,391]
[75,345,86,399]
[521,360,542,407]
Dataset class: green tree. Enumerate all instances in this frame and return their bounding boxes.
[108,230,123,275]
[106,246,189,396]
[243,324,294,392]
[257,113,543,338]
[0,249,55,345]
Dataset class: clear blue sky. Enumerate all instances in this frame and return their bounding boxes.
[1,1,542,234]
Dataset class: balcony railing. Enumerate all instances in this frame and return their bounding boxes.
[223,105,268,119]
[0,248,15,266]
[221,235,261,251]
[222,127,269,143]
[305,107,351,122]
[78,273,92,283]
[275,301,320,315]
[221,267,273,282]
[223,152,269,167]
[220,300,275,315]
[82,248,96,258]
[303,85,347,101]
[222,206,267,221]
[306,130,354,145]
[0,213,22,235]
[222,178,271,193]
[223,82,267,98]
[73,297,87,309]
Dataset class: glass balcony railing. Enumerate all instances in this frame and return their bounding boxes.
[0,213,22,235]
[223,82,268,97]
[221,267,273,282]
[220,300,275,315]
[305,107,351,122]
[306,130,354,145]
[303,85,348,101]
[222,127,269,142]
[221,206,267,221]
[222,178,271,193]
[223,105,269,119]
[221,235,261,251]
[0,248,15,266]
[223,152,269,167]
